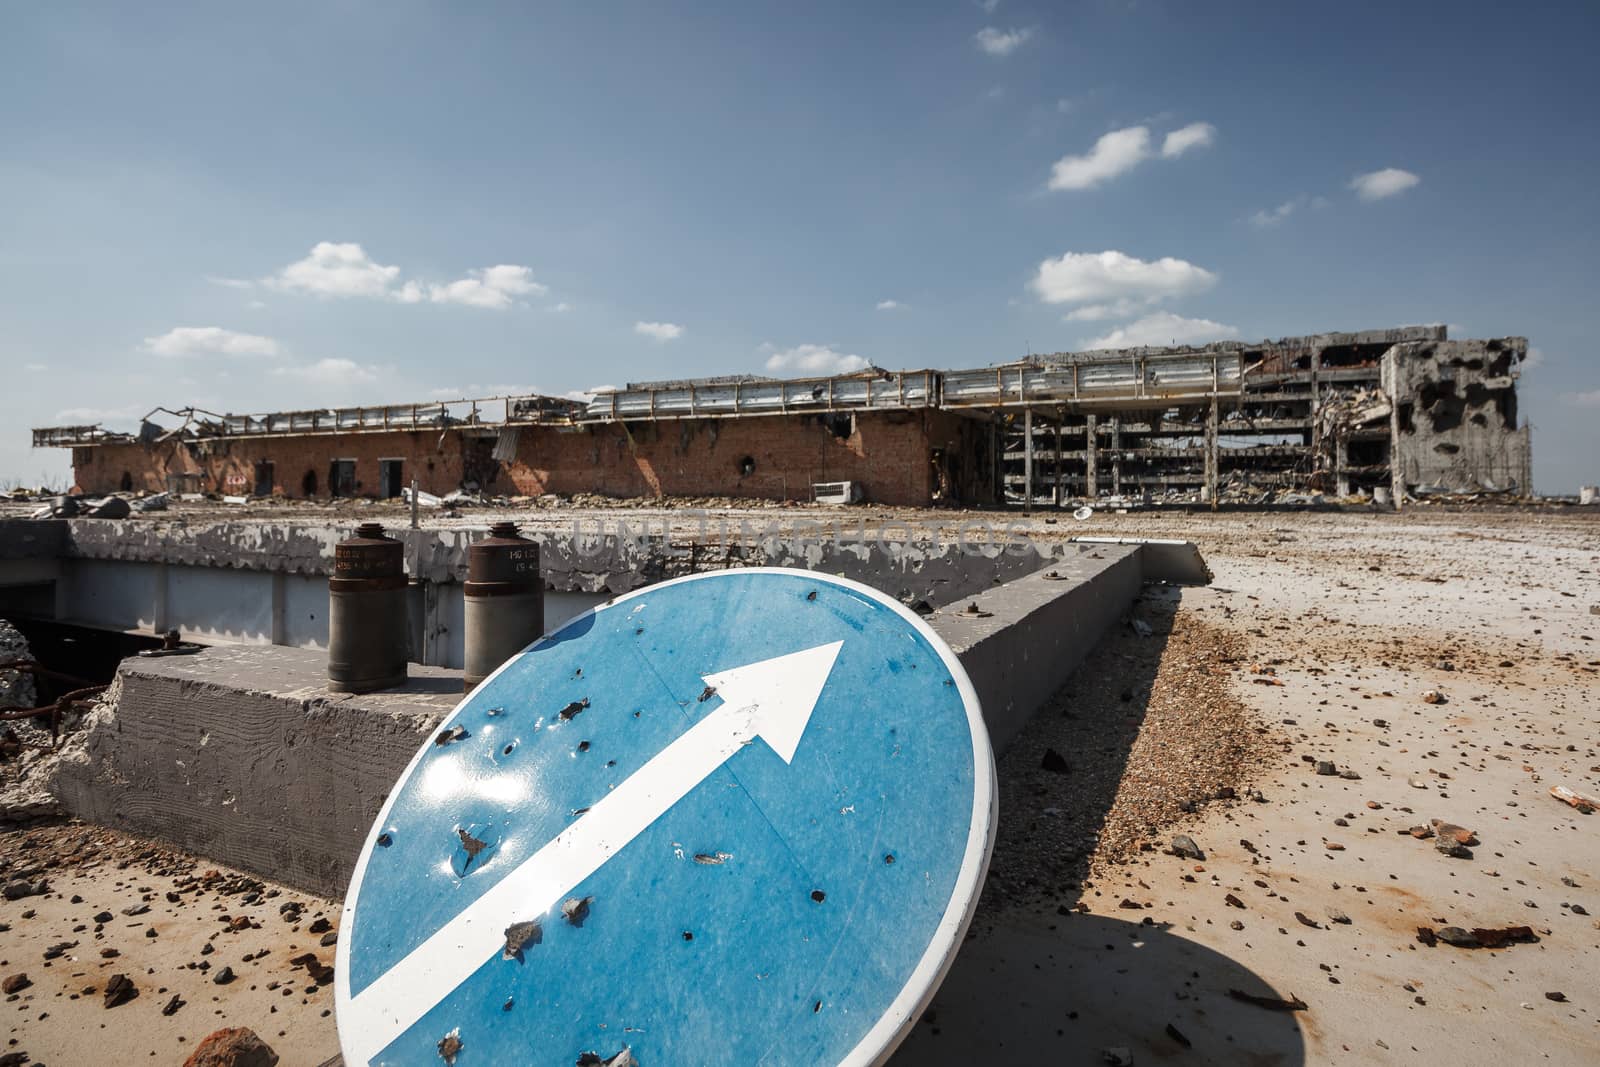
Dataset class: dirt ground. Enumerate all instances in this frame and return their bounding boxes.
[1,505,1597,1065]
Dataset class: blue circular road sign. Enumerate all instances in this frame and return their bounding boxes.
[335,567,995,1066]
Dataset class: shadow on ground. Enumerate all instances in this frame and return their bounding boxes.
[891,912,1308,1066]
[889,584,1305,1065]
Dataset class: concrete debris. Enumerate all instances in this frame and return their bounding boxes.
[1550,785,1598,814]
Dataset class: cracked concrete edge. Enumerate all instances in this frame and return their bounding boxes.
[33,518,1077,604]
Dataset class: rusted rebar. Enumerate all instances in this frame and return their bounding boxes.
[0,684,108,742]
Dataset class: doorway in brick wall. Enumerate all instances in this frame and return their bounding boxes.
[329,458,357,497]
[254,460,275,497]
[378,458,404,499]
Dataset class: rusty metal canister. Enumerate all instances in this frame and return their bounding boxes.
[463,521,543,691]
[328,522,409,693]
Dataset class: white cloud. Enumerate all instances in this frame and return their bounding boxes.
[975,26,1032,56]
[875,299,905,311]
[1161,121,1216,158]
[267,242,401,298]
[206,276,255,290]
[764,344,870,376]
[271,357,383,386]
[424,265,547,309]
[142,326,281,359]
[634,321,684,342]
[1522,346,1545,369]
[1048,126,1150,190]
[1062,298,1143,322]
[1350,168,1420,201]
[1048,121,1217,191]
[1081,311,1239,350]
[24,362,48,372]
[980,0,1001,12]
[1248,196,1303,228]
[262,242,545,309]
[1031,250,1218,308]
[550,301,573,313]
[1560,388,1600,408]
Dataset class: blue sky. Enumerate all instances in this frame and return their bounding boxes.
[3,1,1597,492]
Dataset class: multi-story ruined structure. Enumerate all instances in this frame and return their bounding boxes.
[33,326,1531,507]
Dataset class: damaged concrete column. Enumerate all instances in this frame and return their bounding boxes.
[1204,397,1220,510]
[1022,406,1034,514]
[1085,413,1098,499]
[1110,417,1122,497]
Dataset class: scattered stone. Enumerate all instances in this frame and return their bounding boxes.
[1039,748,1070,775]
[1315,760,1338,776]
[1430,820,1479,846]
[162,993,186,1016]
[2,973,30,994]
[2,879,47,901]
[1169,834,1204,860]
[102,972,137,1008]
[1227,988,1308,1011]
[212,965,235,985]
[181,1027,279,1067]
[1434,926,1478,947]
[1422,690,1446,705]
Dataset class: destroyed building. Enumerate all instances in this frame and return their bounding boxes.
[31,326,1531,507]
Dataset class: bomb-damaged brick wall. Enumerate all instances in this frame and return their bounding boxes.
[69,409,997,506]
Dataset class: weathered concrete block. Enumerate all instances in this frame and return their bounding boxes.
[53,645,460,897]
[932,544,1144,753]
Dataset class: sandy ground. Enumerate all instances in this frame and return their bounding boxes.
[0,824,342,1065]
[896,508,1600,1065]
[1,505,1596,1065]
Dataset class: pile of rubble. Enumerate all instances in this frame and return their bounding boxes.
[0,620,108,824]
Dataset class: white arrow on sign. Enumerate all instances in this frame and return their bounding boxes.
[342,640,844,1065]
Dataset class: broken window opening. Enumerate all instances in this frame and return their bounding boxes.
[821,412,854,440]
[737,455,756,477]
[301,468,318,497]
